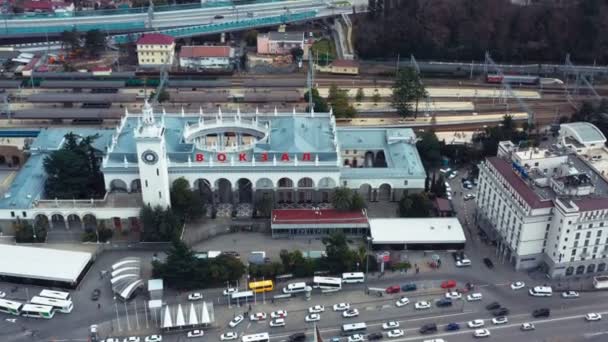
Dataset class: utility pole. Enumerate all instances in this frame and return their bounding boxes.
[307,55,315,111]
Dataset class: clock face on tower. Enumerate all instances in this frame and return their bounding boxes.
[142,150,158,165]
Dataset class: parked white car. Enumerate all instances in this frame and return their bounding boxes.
[467,319,485,328]
[305,313,321,322]
[520,323,535,331]
[144,336,162,342]
[466,293,483,301]
[269,318,286,327]
[271,310,288,318]
[492,316,508,325]
[510,281,525,290]
[187,293,203,301]
[382,321,400,330]
[333,303,350,311]
[342,308,359,318]
[223,288,237,296]
[415,301,431,310]
[228,315,244,328]
[347,334,364,342]
[387,329,405,338]
[186,330,204,338]
[249,312,267,321]
[309,305,325,313]
[445,291,462,299]
[220,332,238,341]
[395,297,410,307]
[561,291,580,298]
[473,329,490,338]
[586,313,602,321]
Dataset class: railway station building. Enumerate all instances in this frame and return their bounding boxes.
[0,102,426,233]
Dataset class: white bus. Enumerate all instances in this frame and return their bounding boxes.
[20,304,55,319]
[342,272,365,284]
[39,289,71,301]
[283,282,308,294]
[0,298,23,316]
[529,286,553,297]
[241,332,270,342]
[341,322,367,335]
[30,296,73,313]
[313,276,342,291]
[230,290,254,304]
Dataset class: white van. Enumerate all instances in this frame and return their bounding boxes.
[283,282,307,294]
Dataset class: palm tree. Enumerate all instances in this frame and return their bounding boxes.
[355,245,368,271]
[332,187,353,211]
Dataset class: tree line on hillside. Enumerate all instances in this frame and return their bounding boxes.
[356,0,608,64]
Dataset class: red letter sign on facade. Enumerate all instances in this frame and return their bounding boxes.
[261,153,269,162]
[239,153,247,162]
[281,153,290,162]
[196,153,204,162]
[302,153,311,161]
[217,153,227,162]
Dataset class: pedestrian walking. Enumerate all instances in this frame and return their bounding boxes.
[97,303,101,310]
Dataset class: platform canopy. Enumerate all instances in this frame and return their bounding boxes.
[0,245,91,285]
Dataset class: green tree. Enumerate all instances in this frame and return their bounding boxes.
[140,205,182,242]
[322,232,355,274]
[14,219,46,243]
[350,192,366,210]
[416,130,442,170]
[170,178,206,221]
[372,91,380,106]
[290,47,304,63]
[60,28,80,53]
[431,174,447,198]
[332,187,353,211]
[391,67,427,118]
[149,89,170,103]
[327,83,357,118]
[84,29,105,58]
[355,88,364,102]
[255,196,273,218]
[244,30,259,46]
[304,88,329,113]
[43,132,105,199]
[398,193,432,217]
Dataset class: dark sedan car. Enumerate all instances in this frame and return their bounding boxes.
[492,307,509,316]
[485,302,500,310]
[483,258,494,268]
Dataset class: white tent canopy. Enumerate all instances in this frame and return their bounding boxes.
[188,303,198,326]
[162,305,173,329]
[201,302,210,325]
[175,304,186,327]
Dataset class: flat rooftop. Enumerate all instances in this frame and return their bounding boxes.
[271,209,369,228]
[0,245,92,283]
[369,217,466,244]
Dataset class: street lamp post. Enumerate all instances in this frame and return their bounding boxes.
[365,236,373,290]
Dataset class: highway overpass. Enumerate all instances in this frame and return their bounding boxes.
[0,0,361,39]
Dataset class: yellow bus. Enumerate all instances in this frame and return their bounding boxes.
[248,280,274,293]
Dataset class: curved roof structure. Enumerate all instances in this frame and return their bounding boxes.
[560,122,607,146]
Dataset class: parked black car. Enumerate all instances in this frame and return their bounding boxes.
[492,307,509,316]
[485,302,500,310]
[419,323,438,334]
[367,332,383,340]
[436,298,453,307]
[483,257,494,268]
[532,308,551,318]
[288,333,306,342]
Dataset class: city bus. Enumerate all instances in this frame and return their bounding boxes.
[529,286,553,297]
[248,280,274,293]
[230,290,254,304]
[0,298,23,316]
[241,332,270,342]
[20,304,55,319]
[341,322,367,335]
[312,276,342,291]
[29,296,73,313]
[39,289,71,301]
[342,272,365,284]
